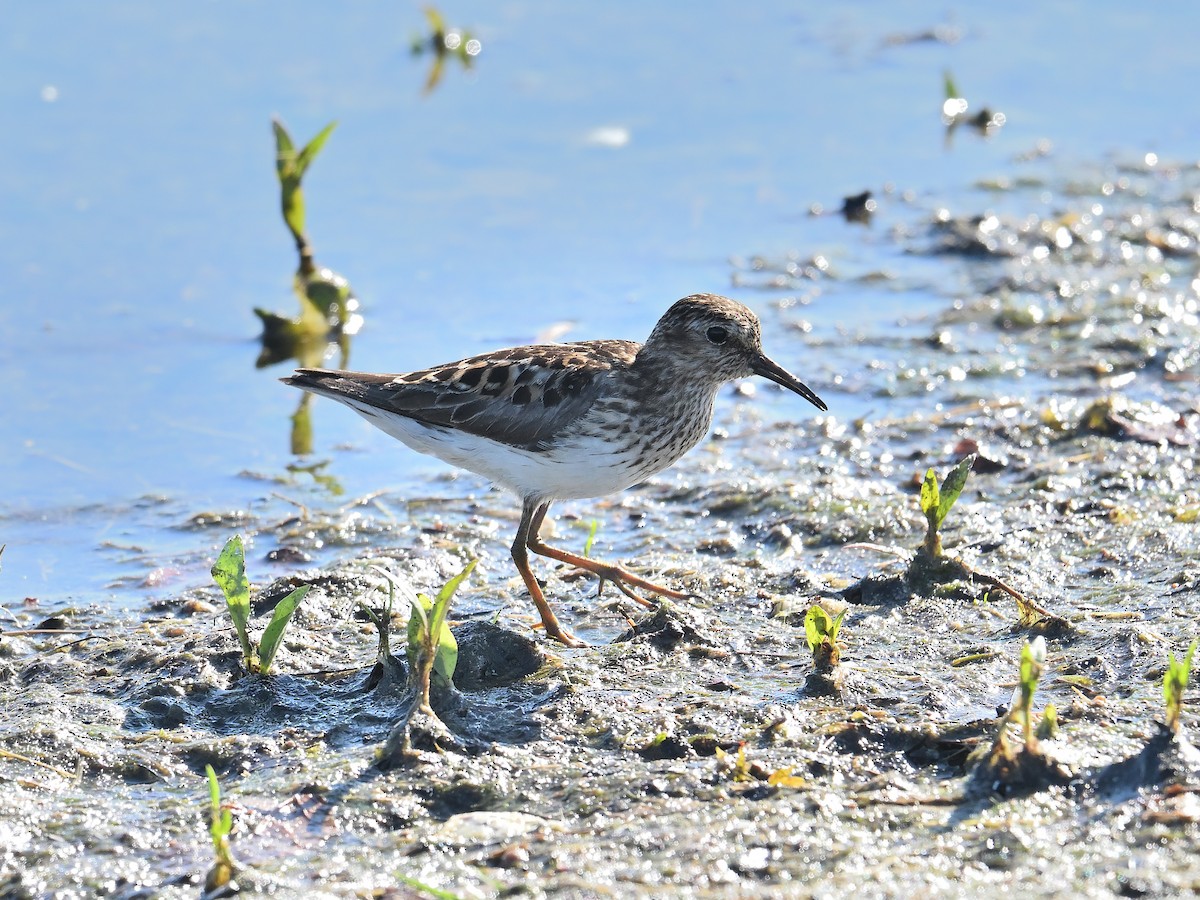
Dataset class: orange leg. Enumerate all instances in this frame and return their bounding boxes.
[525,501,688,606]
[511,499,584,647]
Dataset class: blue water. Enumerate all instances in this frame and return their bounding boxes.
[3,2,1198,603]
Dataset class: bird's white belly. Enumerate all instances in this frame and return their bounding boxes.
[346,400,666,501]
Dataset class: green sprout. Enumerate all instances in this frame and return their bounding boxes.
[204,765,237,893]
[804,605,846,673]
[1163,640,1198,733]
[919,453,976,559]
[1016,636,1046,751]
[362,573,398,666]
[714,743,754,783]
[582,519,600,558]
[360,567,413,690]
[989,636,1048,761]
[407,560,476,713]
[1036,702,1058,741]
[211,535,310,675]
[972,636,1073,791]
[905,453,1062,629]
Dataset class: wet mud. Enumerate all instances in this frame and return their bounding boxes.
[3,157,1200,897]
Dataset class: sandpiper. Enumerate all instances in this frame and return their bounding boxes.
[284,293,826,646]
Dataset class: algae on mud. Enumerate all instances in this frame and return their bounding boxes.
[4,157,1200,897]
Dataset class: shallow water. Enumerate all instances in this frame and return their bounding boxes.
[3,25,1200,897]
[4,2,1199,608]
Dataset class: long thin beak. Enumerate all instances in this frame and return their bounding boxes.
[751,354,828,411]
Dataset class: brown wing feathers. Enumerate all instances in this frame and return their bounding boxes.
[283,339,640,451]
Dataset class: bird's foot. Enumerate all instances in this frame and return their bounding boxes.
[538,620,588,648]
[530,540,687,606]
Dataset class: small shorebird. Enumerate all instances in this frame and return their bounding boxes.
[284,293,826,645]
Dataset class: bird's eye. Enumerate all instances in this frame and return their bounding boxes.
[706,326,728,345]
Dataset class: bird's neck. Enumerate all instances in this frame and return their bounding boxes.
[629,348,722,407]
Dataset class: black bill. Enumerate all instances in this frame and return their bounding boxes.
[750,354,828,411]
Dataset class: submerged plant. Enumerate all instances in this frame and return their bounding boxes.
[204,765,237,893]
[1164,640,1198,733]
[407,560,476,713]
[211,535,310,675]
[919,453,975,559]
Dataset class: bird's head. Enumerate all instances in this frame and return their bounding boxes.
[642,294,827,411]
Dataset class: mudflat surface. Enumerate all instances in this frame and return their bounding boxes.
[4,158,1200,898]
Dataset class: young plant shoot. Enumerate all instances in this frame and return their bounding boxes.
[920,453,976,559]
[582,519,600,558]
[804,605,846,673]
[987,636,1048,762]
[204,765,237,893]
[407,559,476,713]
[211,535,310,676]
[1164,640,1198,733]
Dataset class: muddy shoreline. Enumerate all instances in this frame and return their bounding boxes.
[4,157,1200,898]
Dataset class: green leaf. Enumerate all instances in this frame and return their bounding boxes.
[211,536,255,669]
[583,519,600,558]
[936,454,976,528]
[423,6,447,35]
[1164,639,1198,728]
[828,609,846,642]
[428,560,476,681]
[1036,702,1058,741]
[804,605,831,653]
[432,616,459,684]
[257,585,311,674]
[919,468,939,522]
[271,118,296,180]
[206,764,220,812]
[432,558,477,611]
[205,764,229,846]
[406,594,432,679]
[294,121,337,180]
[406,560,476,684]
